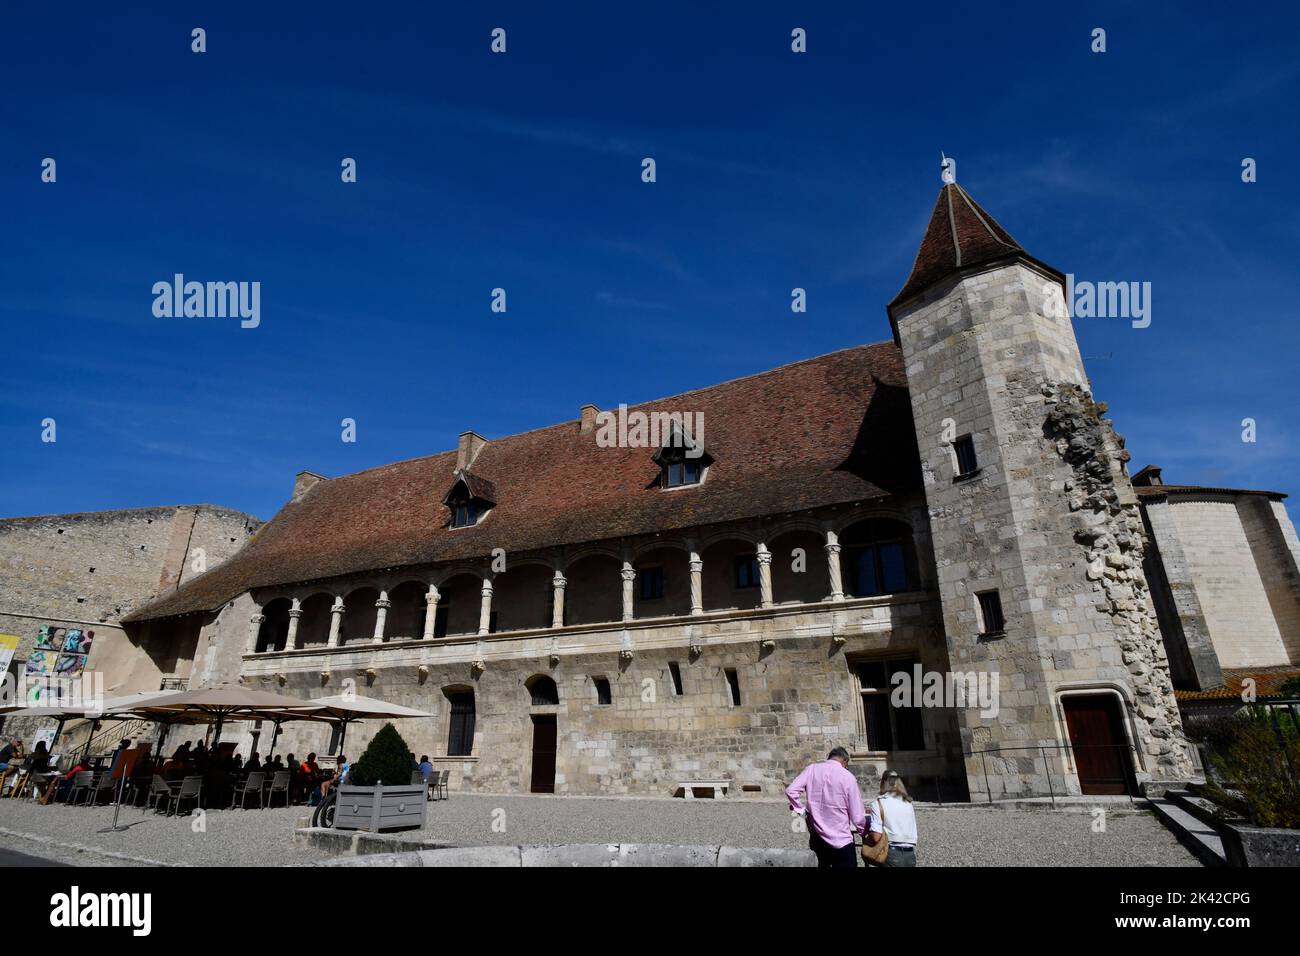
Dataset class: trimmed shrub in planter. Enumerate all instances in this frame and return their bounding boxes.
[333,722,426,832]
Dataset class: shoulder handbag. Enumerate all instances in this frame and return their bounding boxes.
[861,797,890,865]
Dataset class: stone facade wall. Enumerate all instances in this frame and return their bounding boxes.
[1139,498,1220,689]
[893,261,1192,796]
[1165,496,1293,668]
[234,594,965,798]
[1240,497,1300,663]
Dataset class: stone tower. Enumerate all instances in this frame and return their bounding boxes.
[888,173,1193,797]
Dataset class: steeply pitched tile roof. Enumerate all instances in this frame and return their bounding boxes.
[124,341,918,622]
[886,183,1064,335]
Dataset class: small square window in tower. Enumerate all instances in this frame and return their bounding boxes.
[593,676,612,706]
[977,590,1005,636]
[953,435,979,480]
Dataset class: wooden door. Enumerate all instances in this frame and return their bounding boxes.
[1063,695,1134,795]
[530,715,557,794]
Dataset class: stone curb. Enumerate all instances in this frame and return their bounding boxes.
[309,843,817,867]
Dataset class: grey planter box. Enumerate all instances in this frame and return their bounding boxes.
[333,784,427,833]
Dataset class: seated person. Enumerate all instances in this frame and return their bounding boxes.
[40,759,92,805]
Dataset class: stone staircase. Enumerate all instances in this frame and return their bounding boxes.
[1148,788,1228,866]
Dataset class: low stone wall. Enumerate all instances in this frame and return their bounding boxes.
[308,842,817,867]
[1220,824,1300,867]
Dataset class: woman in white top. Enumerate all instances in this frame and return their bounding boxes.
[866,770,919,866]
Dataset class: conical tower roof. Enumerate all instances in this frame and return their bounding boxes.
[887,182,1063,337]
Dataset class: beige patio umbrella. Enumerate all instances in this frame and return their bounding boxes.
[121,684,321,756]
[267,693,437,755]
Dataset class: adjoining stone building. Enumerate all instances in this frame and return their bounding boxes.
[0,505,260,742]
[15,177,1296,801]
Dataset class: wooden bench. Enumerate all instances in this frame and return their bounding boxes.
[678,780,729,799]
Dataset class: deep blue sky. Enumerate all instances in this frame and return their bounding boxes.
[2,2,1298,523]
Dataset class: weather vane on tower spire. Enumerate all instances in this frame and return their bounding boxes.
[940,152,956,185]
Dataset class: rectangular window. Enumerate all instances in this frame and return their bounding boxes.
[855,658,926,753]
[724,668,741,706]
[953,435,978,479]
[433,605,449,639]
[668,661,684,696]
[452,501,479,528]
[665,460,701,487]
[489,611,499,634]
[977,590,1005,635]
[734,554,759,589]
[447,692,476,756]
[640,566,665,600]
[594,676,612,706]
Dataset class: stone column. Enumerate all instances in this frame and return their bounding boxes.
[824,528,844,601]
[373,590,390,642]
[551,571,567,628]
[688,543,704,616]
[422,585,441,640]
[285,599,302,651]
[246,613,266,655]
[478,577,493,636]
[756,543,773,608]
[327,597,345,647]
[621,561,636,622]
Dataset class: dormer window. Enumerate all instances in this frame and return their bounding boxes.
[654,423,710,489]
[442,469,496,530]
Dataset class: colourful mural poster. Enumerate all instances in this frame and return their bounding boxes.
[63,628,93,654]
[55,653,87,676]
[25,650,56,675]
[34,625,63,651]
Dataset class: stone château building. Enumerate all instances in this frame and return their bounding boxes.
[10,177,1296,801]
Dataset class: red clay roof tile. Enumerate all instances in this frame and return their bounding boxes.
[125,341,917,622]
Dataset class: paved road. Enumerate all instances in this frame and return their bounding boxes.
[0,793,1201,866]
[0,846,67,866]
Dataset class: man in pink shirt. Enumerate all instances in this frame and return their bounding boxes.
[786,747,867,868]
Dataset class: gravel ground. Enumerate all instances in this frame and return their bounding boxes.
[0,794,1199,866]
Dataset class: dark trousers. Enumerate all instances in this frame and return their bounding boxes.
[808,830,857,868]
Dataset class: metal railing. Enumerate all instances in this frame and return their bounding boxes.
[964,741,1140,808]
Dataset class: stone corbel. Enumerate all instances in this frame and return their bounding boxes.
[471,640,487,676]
[319,670,331,687]
[687,627,703,662]
[275,672,287,687]
[417,664,429,684]
[548,637,561,669]
[619,630,635,662]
